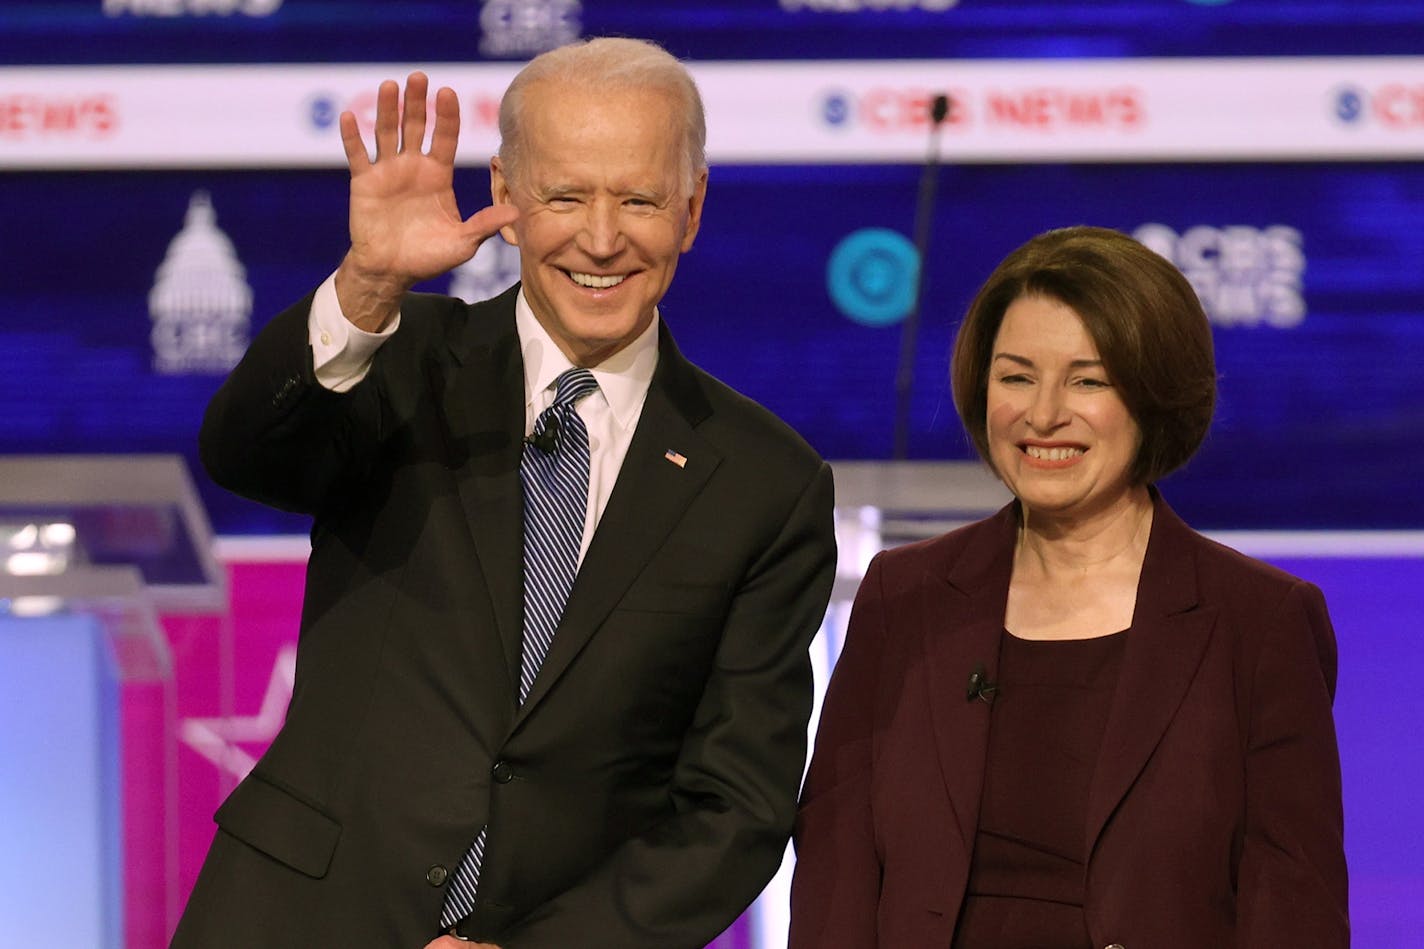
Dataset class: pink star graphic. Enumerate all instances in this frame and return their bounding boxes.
[178,645,296,780]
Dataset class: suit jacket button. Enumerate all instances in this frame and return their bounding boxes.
[426,864,448,887]
[1103,944,1126,949]
[491,760,515,784]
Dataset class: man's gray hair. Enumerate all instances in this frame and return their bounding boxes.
[498,37,708,196]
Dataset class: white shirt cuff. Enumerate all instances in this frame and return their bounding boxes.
[308,271,400,392]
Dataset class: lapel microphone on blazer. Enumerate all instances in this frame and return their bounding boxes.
[966,661,998,703]
[525,415,561,454]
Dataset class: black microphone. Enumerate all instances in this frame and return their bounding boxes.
[930,92,950,125]
[525,415,560,454]
[892,91,953,460]
[966,661,998,703]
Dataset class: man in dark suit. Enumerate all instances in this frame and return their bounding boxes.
[174,37,837,949]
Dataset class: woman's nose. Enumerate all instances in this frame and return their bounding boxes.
[1025,386,1069,431]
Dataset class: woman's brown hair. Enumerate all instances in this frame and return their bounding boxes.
[950,226,1216,484]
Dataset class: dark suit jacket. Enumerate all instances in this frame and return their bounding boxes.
[173,284,837,949]
[789,493,1347,949]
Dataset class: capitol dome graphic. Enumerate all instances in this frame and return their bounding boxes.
[149,191,252,375]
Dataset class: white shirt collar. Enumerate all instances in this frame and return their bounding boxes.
[515,289,660,432]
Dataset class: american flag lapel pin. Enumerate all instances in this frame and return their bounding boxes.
[664,449,688,469]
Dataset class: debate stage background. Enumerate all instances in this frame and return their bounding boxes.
[2,1,1422,946]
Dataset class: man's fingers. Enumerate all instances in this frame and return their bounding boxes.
[464,203,521,242]
[373,78,401,160]
[358,73,444,168]
[456,204,520,267]
[338,111,371,172]
[428,86,462,166]
[401,71,430,155]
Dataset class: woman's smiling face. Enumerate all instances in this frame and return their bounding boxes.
[986,294,1142,520]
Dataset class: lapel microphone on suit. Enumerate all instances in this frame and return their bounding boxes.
[524,415,561,454]
[966,661,999,703]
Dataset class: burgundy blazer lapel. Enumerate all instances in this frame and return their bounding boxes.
[923,503,1017,853]
[1084,492,1219,855]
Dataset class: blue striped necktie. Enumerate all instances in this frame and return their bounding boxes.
[441,366,599,929]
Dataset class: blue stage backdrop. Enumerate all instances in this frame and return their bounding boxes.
[2,160,1422,533]
[1,0,1422,534]
[4,0,1424,64]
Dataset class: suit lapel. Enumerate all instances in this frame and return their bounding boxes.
[514,324,719,723]
[1084,493,1218,854]
[915,493,1218,862]
[438,287,527,696]
[923,504,1017,853]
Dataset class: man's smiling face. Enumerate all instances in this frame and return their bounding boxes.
[491,80,707,367]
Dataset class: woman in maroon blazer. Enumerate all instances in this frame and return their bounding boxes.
[789,226,1348,948]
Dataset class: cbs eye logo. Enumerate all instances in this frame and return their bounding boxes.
[1331,84,1424,128]
[1334,86,1366,124]
[822,92,853,127]
[826,228,920,327]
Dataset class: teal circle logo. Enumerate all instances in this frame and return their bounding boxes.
[827,228,919,327]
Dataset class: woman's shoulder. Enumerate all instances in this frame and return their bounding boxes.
[1154,500,1322,611]
[1195,531,1305,586]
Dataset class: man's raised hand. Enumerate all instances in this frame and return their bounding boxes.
[335,72,519,332]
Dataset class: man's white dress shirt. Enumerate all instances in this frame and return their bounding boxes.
[308,273,658,563]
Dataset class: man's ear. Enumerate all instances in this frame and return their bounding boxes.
[679,169,709,253]
[489,156,521,246]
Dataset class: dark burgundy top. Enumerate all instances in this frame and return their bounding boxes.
[951,629,1127,949]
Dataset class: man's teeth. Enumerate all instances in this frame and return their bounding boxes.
[569,272,626,289]
[1025,445,1084,461]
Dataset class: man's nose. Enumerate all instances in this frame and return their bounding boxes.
[579,202,625,259]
